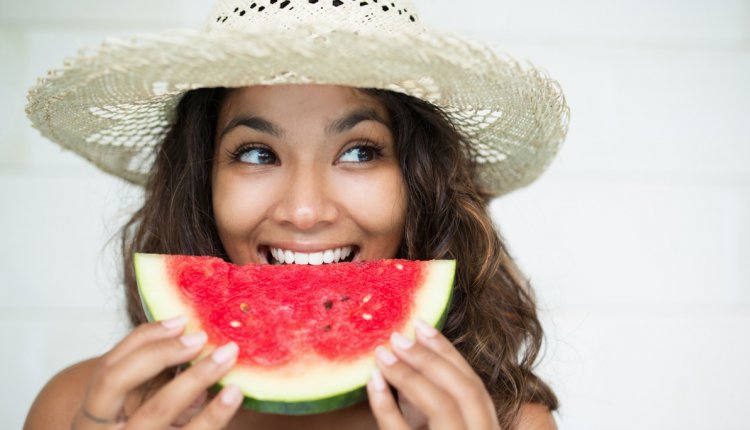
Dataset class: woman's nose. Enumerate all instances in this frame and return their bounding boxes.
[270,167,339,230]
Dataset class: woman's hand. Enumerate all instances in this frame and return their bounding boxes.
[367,318,501,430]
[73,316,243,429]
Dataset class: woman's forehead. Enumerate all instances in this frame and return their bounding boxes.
[216,85,393,144]
[220,85,388,118]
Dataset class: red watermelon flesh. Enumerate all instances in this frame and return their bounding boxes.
[168,256,423,366]
[134,253,455,414]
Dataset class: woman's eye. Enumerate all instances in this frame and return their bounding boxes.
[238,147,277,165]
[339,146,378,163]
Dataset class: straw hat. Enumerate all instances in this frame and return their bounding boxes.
[26,0,568,197]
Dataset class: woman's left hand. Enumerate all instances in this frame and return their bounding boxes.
[367,318,502,430]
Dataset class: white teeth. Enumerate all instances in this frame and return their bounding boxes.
[294,252,309,265]
[284,250,294,264]
[309,252,323,265]
[269,246,353,265]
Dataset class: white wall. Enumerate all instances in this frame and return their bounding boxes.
[1,1,748,429]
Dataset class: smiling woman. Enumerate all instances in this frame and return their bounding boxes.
[212,86,406,268]
[23,0,568,429]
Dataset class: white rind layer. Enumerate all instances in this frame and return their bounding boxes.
[134,253,455,403]
[135,253,200,329]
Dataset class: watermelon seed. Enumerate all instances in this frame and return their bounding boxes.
[340,295,349,302]
[362,294,372,303]
[240,303,249,313]
[324,300,333,310]
[362,313,372,320]
[323,324,332,331]
[396,263,404,270]
[230,320,242,328]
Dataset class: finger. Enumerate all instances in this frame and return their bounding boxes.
[84,331,208,423]
[127,342,239,428]
[413,318,476,378]
[390,332,499,430]
[105,316,188,364]
[71,408,127,430]
[367,369,410,430]
[375,346,467,430]
[183,385,243,430]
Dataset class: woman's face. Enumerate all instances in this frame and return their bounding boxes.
[212,85,407,266]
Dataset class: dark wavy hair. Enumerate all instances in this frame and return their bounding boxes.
[120,86,557,428]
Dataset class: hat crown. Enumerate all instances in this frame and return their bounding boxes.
[206,0,424,35]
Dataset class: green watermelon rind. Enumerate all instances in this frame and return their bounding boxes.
[233,384,367,415]
[134,253,455,415]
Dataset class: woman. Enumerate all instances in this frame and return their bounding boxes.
[24,1,568,429]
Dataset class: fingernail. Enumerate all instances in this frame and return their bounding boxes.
[414,317,438,338]
[211,342,239,364]
[161,315,187,329]
[179,332,207,347]
[390,332,414,350]
[375,346,397,365]
[369,369,387,392]
[220,385,243,406]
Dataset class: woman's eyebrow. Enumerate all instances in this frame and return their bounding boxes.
[326,108,389,135]
[220,116,283,139]
[219,108,387,139]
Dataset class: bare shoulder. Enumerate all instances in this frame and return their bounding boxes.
[23,357,100,430]
[515,403,558,430]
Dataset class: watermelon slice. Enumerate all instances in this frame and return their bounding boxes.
[134,253,455,415]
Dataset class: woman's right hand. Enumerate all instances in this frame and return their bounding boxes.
[73,316,243,429]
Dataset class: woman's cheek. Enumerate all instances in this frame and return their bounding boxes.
[340,167,407,240]
[212,173,273,262]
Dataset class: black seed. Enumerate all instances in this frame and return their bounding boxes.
[409,14,415,21]
[258,5,266,11]
[332,0,343,6]
[240,10,246,15]
[222,16,228,22]
[360,1,367,5]
[270,0,278,3]
[382,5,388,10]
[234,7,239,12]
[324,324,332,332]
[324,300,333,310]
[309,0,318,3]
[251,2,256,7]
[280,0,290,7]
[341,295,350,302]
[216,16,221,22]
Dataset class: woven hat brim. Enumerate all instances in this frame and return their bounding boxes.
[26,27,568,196]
